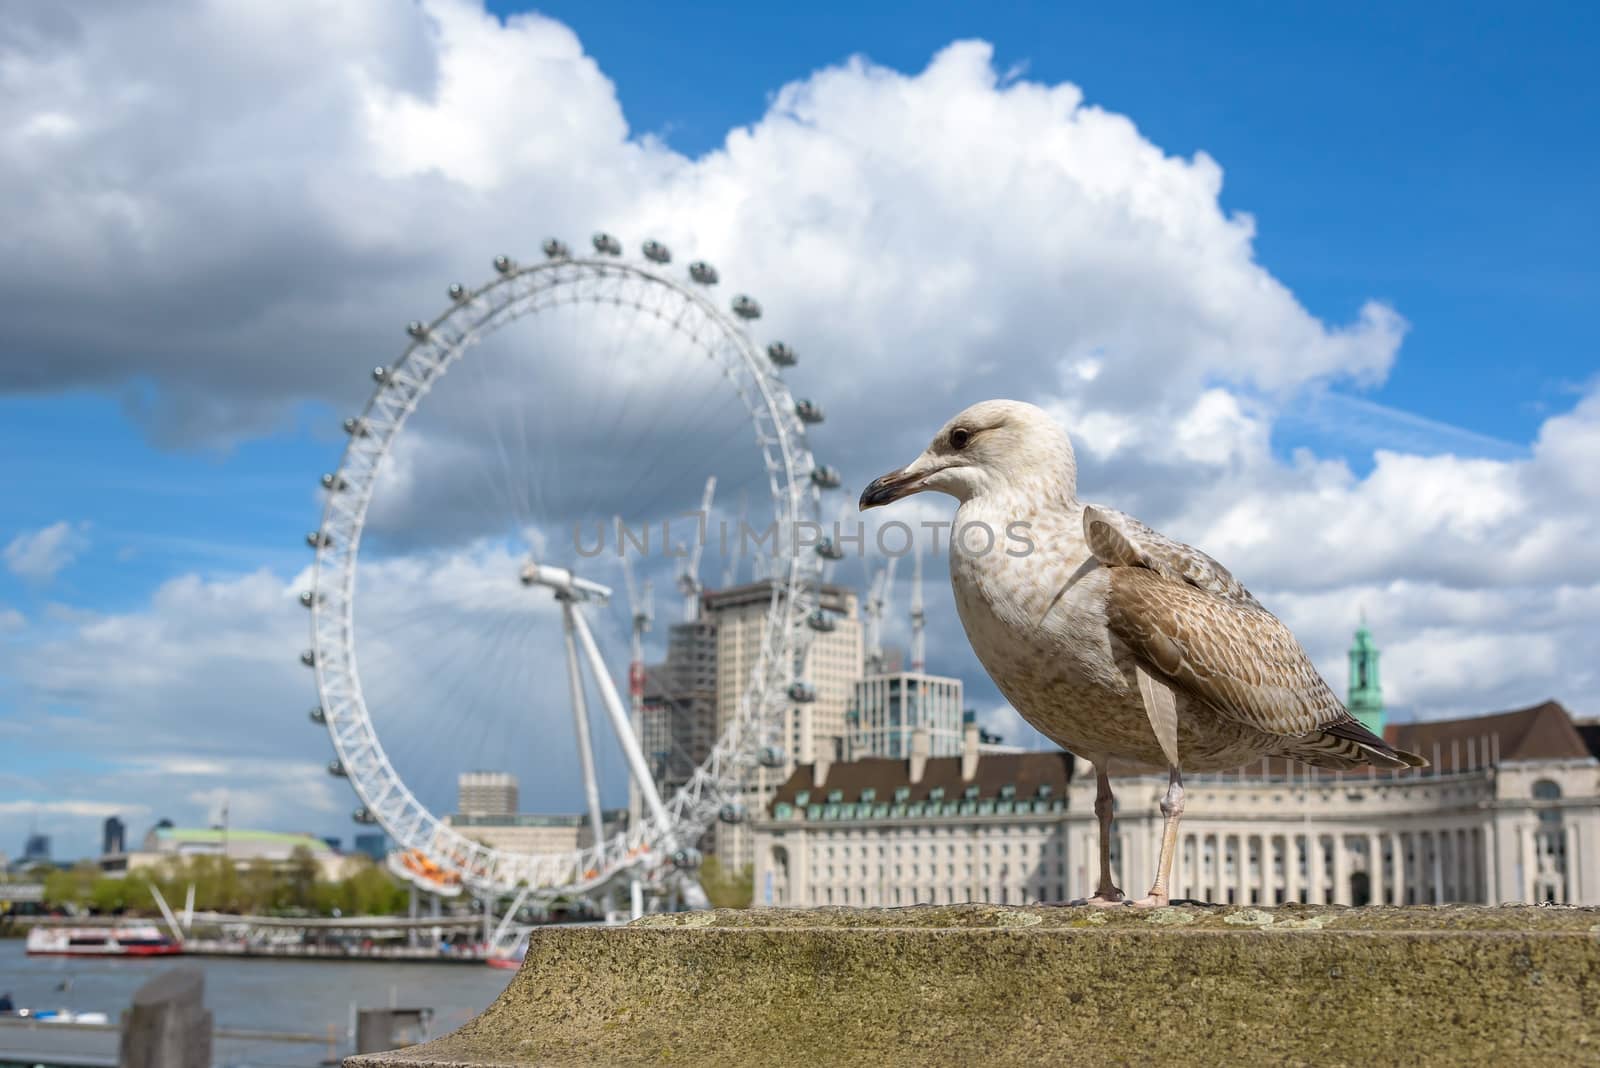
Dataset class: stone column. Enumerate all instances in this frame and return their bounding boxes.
[1518,825,1535,904]
[1246,835,1259,905]
[1228,834,1241,905]
[1365,833,1382,906]
[1563,823,1578,904]
[1305,831,1318,901]
[1260,835,1274,906]
[1572,822,1587,906]
[1285,833,1301,905]
[1333,833,1351,906]
[1439,831,1453,902]
[1440,824,1452,901]
[1392,831,1407,906]
[1205,832,1217,902]
[1483,827,1494,904]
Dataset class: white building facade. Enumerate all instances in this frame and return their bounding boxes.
[755,720,1074,907]
[754,700,1600,908]
[695,580,862,869]
[850,672,964,759]
[456,771,518,819]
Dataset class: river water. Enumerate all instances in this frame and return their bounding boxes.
[0,938,515,1066]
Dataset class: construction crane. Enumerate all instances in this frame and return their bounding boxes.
[863,552,900,675]
[909,544,926,673]
[619,540,654,830]
[721,490,748,589]
[676,476,717,621]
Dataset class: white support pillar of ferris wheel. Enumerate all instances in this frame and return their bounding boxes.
[489,885,531,952]
[561,600,607,852]
[568,603,676,844]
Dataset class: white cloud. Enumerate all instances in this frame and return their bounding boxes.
[3,521,89,582]
[0,549,641,858]
[0,799,146,821]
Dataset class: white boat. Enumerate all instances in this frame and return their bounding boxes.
[16,1008,113,1024]
[25,924,183,958]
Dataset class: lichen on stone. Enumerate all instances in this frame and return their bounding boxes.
[1223,908,1275,927]
[1143,907,1196,926]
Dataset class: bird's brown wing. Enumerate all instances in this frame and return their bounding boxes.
[1083,506,1262,609]
[1084,506,1422,767]
[1100,564,1345,737]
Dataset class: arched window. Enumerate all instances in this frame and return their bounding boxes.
[1533,780,1563,826]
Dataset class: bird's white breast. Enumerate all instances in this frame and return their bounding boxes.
[947,494,1139,757]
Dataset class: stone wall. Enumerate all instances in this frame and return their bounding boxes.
[350,903,1600,1067]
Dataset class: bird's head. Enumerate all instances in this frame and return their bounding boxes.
[858,399,1077,510]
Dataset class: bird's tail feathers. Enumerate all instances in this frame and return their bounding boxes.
[1284,719,1429,771]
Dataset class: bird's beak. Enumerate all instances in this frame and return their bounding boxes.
[859,464,925,510]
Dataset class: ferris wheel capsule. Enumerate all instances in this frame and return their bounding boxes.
[493,255,515,275]
[309,706,326,724]
[815,539,844,562]
[342,417,368,436]
[766,342,796,367]
[731,294,761,319]
[542,238,570,259]
[447,283,469,303]
[306,531,332,548]
[670,847,702,869]
[807,608,837,631]
[810,465,842,489]
[300,650,317,667]
[406,321,429,340]
[642,240,671,264]
[328,759,347,777]
[298,591,317,608]
[795,400,824,424]
[758,745,787,768]
[688,261,718,285]
[787,681,817,702]
[371,367,390,385]
[718,803,747,824]
[352,807,377,824]
[320,473,347,492]
[592,232,622,255]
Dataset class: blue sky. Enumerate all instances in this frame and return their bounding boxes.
[2,1,1596,860]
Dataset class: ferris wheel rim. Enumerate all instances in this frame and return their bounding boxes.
[305,246,826,897]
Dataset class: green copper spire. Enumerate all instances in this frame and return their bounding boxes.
[1347,618,1384,736]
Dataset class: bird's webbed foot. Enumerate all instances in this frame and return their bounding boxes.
[1071,888,1126,908]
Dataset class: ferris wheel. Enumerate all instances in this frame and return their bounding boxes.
[298,232,832,904]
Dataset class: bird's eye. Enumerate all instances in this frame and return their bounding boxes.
[949,427,971,450]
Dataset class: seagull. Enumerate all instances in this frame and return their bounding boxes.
[860,399,1426,907]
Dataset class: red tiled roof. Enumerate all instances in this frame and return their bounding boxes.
[1385,699,1591,763]
[770,752,1074,809]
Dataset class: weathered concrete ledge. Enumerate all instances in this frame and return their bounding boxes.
[350,904,1600,1067]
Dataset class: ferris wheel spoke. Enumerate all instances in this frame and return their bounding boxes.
[455,337,535,542]
[363,605,534,802]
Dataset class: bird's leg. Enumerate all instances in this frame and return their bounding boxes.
[1081,767,1124,906]
[1128,766,1185,909]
